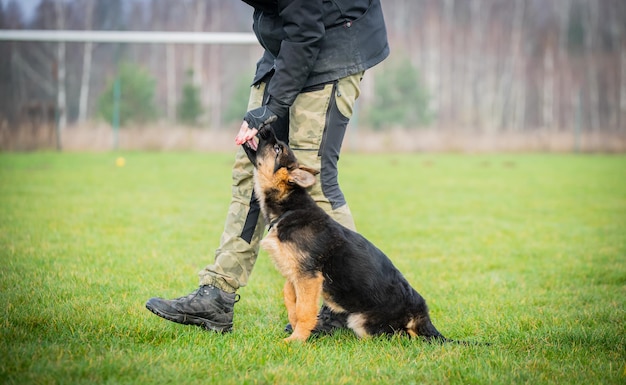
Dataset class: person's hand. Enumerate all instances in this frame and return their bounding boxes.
[244,106,277,132]
[235,106,279,149]
[235,120,259,150]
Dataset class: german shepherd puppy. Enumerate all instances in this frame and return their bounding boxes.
[243,126,451,343]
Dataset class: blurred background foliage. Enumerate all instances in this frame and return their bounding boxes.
[1,0,625,151]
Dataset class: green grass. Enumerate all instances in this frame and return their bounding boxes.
[1,151,625,384]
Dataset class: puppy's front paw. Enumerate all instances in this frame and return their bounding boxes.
[283,333,308,343]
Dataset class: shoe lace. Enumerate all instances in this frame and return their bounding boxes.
[174,288,199,302]
[201,285,240,303]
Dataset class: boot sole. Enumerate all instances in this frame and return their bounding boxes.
[145,302,233,333]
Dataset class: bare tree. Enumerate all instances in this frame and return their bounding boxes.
[621,38,626,129]
[442,0,454,125]
[193,0,206,88]
[614,0,626,131]
[207,0,222,129]
[468,0,485,128]
[584,0,600,132]
[55,0,66,150]
[544,38,555,130]
[162,0,177,122]
[78,0,94,122]
[422,1,440,121]
[556,0,572,131]
[498,0,526,131]
[166,43,176,122]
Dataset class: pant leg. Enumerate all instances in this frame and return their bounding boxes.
[289,72,363,231]
[198,82,268,293]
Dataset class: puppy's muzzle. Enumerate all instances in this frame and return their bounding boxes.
[257,126,272,141]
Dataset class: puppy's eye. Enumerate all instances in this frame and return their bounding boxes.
[273,144,281,154]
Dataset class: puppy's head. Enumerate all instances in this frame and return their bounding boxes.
[243,126,319,191]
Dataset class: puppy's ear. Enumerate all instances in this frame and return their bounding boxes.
[298,165,320,176]
[289,168,317,188]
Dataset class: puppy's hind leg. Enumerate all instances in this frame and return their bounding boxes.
[283,281,297,331]
[284,273,324,342]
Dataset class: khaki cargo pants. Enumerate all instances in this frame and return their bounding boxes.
[199,72,363,293]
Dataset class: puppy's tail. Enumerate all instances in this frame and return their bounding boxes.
[410,316,489,346]
[408,315,445,341]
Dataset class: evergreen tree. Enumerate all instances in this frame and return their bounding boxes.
[97,62,158,127]
[365,58,432,130]
[223,75,252,125]
[177,70,204,126]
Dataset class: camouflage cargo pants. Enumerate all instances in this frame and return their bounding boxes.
[198,72,363,293]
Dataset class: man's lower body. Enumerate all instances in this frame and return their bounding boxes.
[146,72,363,333]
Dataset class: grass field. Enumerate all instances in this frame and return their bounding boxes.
[1,151,625,384]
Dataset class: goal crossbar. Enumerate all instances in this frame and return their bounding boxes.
[0,30,257,44]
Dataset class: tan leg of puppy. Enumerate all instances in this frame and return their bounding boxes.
[284,274,324,342]
[283,280,297,332]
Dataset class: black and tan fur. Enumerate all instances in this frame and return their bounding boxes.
[244,126,453,343]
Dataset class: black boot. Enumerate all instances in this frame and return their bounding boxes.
[284,304,348,335]
[146,285,239,332]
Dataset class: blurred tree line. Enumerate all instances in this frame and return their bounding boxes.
[0,0,625,144]
[383,0,626,134]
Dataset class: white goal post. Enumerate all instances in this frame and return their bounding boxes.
[0,30,257,44]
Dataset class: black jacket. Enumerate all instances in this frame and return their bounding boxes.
[241,0,389,115]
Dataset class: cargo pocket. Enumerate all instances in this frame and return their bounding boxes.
[288,83,334,151]
[335,71,363,119]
